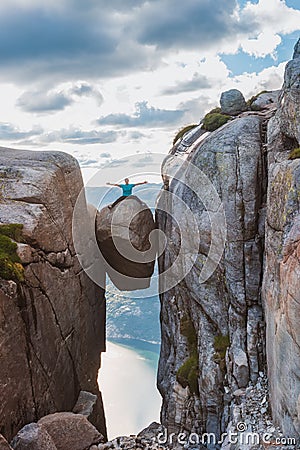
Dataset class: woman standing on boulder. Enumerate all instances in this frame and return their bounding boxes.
[106,178,148,209]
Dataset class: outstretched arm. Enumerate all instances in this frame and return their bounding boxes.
[106,182,121,187]
[134,181,148,186]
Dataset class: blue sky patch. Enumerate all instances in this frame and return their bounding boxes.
[221,31,300,76]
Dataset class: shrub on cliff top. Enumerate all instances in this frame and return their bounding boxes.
[173,124,198,145]
[0,224,24,281]
[201,111,232,132]
[288,147,300,160]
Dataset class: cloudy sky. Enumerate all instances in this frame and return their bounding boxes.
[0,0,299,181]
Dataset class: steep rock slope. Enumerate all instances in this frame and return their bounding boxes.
[0,149,106,441]
[262,42,300,438]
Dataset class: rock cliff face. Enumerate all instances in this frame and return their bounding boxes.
[156,39,300,442]
[157,114,267,440]
[0,149,106,441]
[262,43,300,438]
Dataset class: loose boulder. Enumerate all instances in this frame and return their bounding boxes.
[10,423,57,450]
[38,413,104,450]
[96,196,156,291]
[220,89,247,115]
[250,90,280,111]
[72,391,98,419]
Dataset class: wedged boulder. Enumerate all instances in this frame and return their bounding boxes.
[38,412,104,450]
[10,423,57,450]
[220,89,247,115]
[96,196,156,290]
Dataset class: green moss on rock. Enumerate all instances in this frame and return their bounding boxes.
[214,334,230,359]
[213,334,230,372]
[176,316,199,394]
[201,112,232,132]
[176,355,199,394]
[208,107,221,114]
[180,316,197,350]
[0,223,23,241]
[0,224,24,281]
[288,147,300,160]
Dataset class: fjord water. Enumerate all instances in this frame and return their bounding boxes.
[98,341,161,439]
[97,282,161,439]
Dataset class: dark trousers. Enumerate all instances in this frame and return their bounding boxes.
[110,195,127,209]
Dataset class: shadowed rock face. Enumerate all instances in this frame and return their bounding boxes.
[96,196,156,291]
[0,148,106,441]
[262,37,300,439]
[0,434,13,450]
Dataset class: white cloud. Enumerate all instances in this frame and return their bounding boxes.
[240,31,282,58]
[0,0,298,173]
[242,0,300,35]
[233,0,300,58]
[16,82,103,114]
[217,0,300,57]
[231,62,286,96]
